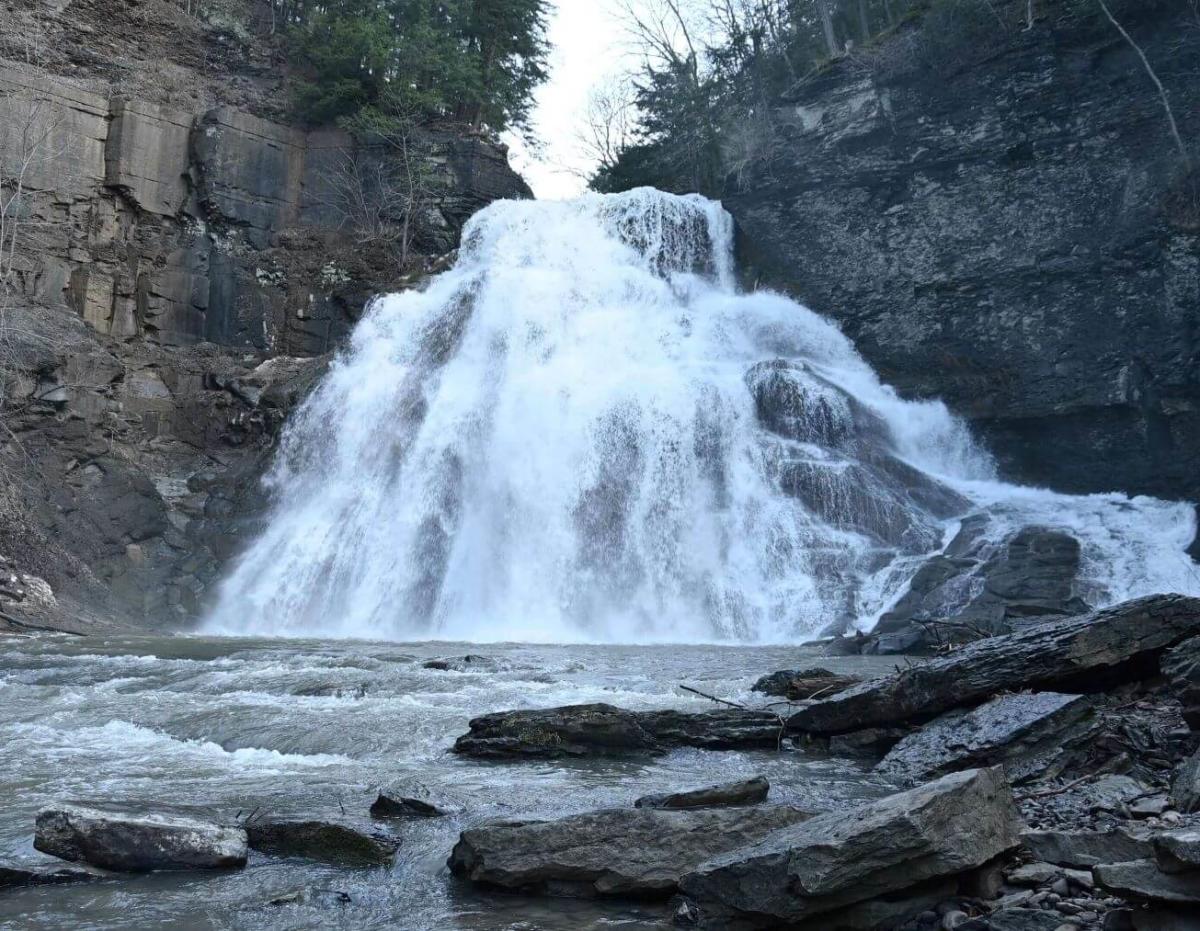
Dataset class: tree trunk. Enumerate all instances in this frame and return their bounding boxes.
[815,0,839,58]
[857,0,871,43]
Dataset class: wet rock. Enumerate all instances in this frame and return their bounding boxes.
[0,864,101,887]
[422,654,504,673]
[678,768,1021,926]
[370,783,453,818]
[872,525,1088,654]
[1162,636,1200,731]
[1093,859,1200,905]
[34,805,247,872]
[1169,751,1200,814]
[452,703,781,758]
[635,776,770,810]
[876,693,1095,786]
[1153,830,1200,873]
[266,888,352,907]
[448,805,812,898]
[790,595,1200,735]
[245,818,397,866]
[750,668,860,700]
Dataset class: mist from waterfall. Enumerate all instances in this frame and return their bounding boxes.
[203,189,1200,642]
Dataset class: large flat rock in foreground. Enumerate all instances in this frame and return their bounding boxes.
[449,805,812,897]
[790,594,1200,735]
[679,767,1022,926]
[34,805,247,872]
[452,702,781,758]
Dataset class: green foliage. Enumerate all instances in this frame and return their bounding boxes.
[285,0,550,134]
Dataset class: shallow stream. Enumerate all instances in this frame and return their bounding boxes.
[0,635,900,930]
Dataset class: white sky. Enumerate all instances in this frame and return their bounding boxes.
[504,0,633,200]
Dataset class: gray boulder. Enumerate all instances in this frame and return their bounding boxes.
[1093,859,1200,905]
[1021,827,1153,868]
[791,595,1200,735]
[452,703,781,758]
[875,692,1095,786]
[245,818,397,866]
[678,767,1022,925]
[34,805,247,872]
[1154,830,1200,873]
[635,776,769,810]
[448,805,812,898]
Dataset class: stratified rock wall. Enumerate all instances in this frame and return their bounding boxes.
[729,0,1199,509]
[0,2,530,631]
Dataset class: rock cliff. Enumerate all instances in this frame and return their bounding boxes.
[0,0,529,631]
[728,0,1199,520]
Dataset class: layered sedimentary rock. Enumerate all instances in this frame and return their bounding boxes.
[729,0,1200,512]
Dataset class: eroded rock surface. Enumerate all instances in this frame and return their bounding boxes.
[34,805,247,872]
[876,692,1096,786]
[245,818,397,866]
[635,776,769,810]
[448,805,812,898]
[678,768,1022,926]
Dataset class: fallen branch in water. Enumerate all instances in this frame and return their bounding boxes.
[679,684,746,710]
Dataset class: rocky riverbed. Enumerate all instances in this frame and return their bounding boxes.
[3,596,1200,930]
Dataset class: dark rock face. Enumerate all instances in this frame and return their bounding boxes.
[870,521,1088,654]
[452,703,782,758]
[34,805,247,872]
[729,1,1200,508]
[790,595,1200,735]
[1163,636,1200,731]
[678,767,1021,927]
[1170,751,1200,814]
[370,781,456,818]
[875,692,1096,786]
[635,776,769,810]
[447,805,812,898]
[245,819,397,866]
[1155,830,1200,873]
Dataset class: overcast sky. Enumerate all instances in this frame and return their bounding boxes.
[504,0,632,200]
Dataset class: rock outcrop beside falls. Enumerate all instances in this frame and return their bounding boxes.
[0,1,529,632]
[728,0,1200,515]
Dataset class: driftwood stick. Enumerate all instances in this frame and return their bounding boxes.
[679,684,747,710]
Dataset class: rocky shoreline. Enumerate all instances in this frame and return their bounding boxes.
[4,594,1200,930]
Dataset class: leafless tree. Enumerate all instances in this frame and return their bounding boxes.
[1095,0,1190,171]
[326,106,436,272]
[576,79,638,178]
[814,0,840,58]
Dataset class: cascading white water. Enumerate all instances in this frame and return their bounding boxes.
[203,189,1200,642]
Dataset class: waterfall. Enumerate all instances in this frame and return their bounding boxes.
[203,189,1199,642]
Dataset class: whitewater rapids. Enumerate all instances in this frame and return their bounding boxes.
[204,189,1199,642]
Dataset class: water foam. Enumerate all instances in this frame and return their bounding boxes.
[204,189,1199,642]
